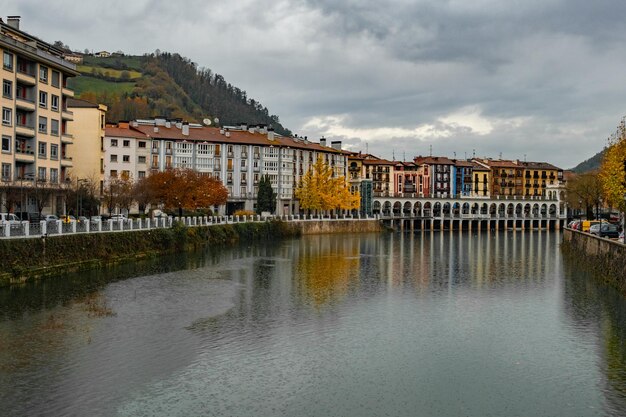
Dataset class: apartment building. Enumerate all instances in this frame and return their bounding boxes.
[414,156,455,198]
[0,16,78,216]
[520,161,562,197]
[104,119,349,215]
[473,159,524,197]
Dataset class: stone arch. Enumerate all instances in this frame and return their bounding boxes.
[549,204,557,218]
[506,203,514,218]
[498,203,506,217]
[383,201,392,216]
[462,202,470,215]
[423,201,432,217]
[515,203,523,218]
[433,202,441,217]
[403,201,412,216]
[540,203,547,218]
[481,203,488,215]
[532,203,539,218]
[524,203,531,218]
[490,203,497,217]
[413,201,422,217]
[443,202,451,217]
[393,201,402,216]
[471,203,479,215]
[452,202,461,217]
[373,200,381,214]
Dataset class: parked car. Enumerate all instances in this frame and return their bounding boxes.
[569,220,581,230]
[78,216,89,223]
[0,213,21,224]
[109,214,128,221]
[44,214,59,223]
[60,215,76,223]
[589,223,620,239]
[90,215,102,222]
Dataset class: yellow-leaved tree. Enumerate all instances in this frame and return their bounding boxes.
[599,120,626,210]
[296,157,360,214]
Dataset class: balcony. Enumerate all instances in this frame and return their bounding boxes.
[15,97,36,112]
[16,70,36,86]
[61,133,74,144]
[15,148,35,163]
[61,156,73,167]
[15,124,35,137]
[62,86,74,98]
[61,108,74,121]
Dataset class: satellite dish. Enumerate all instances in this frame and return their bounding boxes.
[203,118,212,126]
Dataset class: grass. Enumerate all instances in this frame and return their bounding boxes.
[68,76,136,96]
[77,65,142,80]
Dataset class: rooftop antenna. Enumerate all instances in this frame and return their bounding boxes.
[499,152,502,160]
[524,154,527,162]
[403,151,406,162]
[429,145,432,157]
[392,149,396,161]
[453,151,456,159]
[472,149,476,158]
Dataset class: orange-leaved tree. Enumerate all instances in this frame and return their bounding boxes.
[599,121,626,211]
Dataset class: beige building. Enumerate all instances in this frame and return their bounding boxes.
[66,98,107,197]
[0,16,78,216]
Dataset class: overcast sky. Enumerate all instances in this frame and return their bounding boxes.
[5,0,626,168]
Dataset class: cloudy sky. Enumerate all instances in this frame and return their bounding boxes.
[5,0,626,168]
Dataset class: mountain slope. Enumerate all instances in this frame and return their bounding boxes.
[67,52,291,135]
[570,149,604,173]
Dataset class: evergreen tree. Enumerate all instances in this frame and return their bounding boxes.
[257,175,276,214]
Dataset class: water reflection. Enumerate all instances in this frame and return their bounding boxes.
[1,232,626,417]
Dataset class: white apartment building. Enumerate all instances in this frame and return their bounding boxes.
[104,118,349,215]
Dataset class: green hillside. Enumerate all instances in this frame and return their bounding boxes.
[66,53,291,135]
[570,149,604,173]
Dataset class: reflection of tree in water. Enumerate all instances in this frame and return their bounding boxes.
[562,261,626,413]
[295,238,360,307]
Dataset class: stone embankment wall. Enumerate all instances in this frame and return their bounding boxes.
[562,229,626,293]
[0,219,382,287]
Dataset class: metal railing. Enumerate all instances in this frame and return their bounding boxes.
[0,214,380,239]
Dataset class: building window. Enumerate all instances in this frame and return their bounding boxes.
[38,167,46,181]
[110,154,118,162]
[3,52,13,71]
[39,66,48,83]
[123,140,130,147]
[138,171,146,178]
[39,91,47,108]
[50,144,58,160]
[38,142,47,158]
[110,170,118,177]
[138,141,146,148]
[2,108,11,125]
[111,139,118,147]
[123,155,130,162]
[38,116,47,134]
[51,119,59,136]
[1,135,10,153]
[51,95,59,111]
[138,155,146,164]
[1,163,10,180]
[2,80,11,98]
[50,168,58,184]
[51,70,60,88]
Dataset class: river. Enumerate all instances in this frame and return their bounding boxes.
[1,231,626,416]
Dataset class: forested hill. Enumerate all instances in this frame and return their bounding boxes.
[570,149,604,173]
[68,52,292,135]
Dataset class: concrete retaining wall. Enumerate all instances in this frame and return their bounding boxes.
[563,228,626,292]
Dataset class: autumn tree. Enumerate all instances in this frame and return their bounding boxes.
[296,157,360,215]
[565,171,604,219]
[599,120,626,211]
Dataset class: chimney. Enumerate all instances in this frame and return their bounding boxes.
[225,131,231,138]
[155,117,166,126]
[7,16,20,30]
[258,124,268,134]
[182,122,189,136]
[331,141,342,150]
[240,123,247,131]
[131,121,139,127]
[175,121,182,129]
[118,121,129,129]
[165,121,171,128]
[248,126,256,133]
[268,128,275,141]
[220,128,225,135]
[154,126,159,133]
[320,137,326,147]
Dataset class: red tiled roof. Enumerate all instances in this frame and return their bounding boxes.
[414,156,455,165]
[105,126,149,139]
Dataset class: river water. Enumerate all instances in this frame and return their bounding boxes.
[1,231,626,417]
